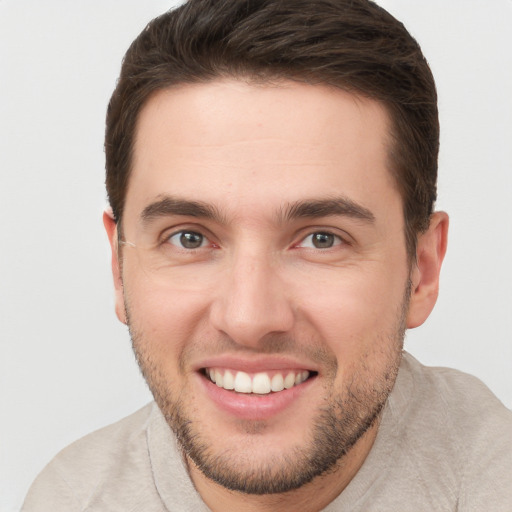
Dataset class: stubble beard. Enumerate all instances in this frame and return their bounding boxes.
[127,287,409,495]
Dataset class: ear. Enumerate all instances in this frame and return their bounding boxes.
[103,208,127,325]
[407,211,449,329]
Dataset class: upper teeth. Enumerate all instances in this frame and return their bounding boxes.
[206,369,310,394]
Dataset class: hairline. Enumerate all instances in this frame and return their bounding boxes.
[118,75,419,260]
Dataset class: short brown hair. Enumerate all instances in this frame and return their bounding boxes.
[105,0,438,257]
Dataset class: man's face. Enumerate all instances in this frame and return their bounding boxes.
[115,80,412,493]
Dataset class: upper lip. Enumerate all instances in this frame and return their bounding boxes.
[193,355,319,374]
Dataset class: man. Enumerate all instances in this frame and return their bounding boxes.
[22,0,512,510]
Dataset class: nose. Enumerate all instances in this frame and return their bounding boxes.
[209,249,295,348]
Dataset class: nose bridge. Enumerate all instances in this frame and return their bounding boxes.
[210,243,294,346]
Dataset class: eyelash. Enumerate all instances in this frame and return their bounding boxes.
[163,229,216,250]
[294,231,345,250]
[161,227,348,251]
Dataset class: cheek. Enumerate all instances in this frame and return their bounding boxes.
[292,265,408,356]
[123,270,213,358]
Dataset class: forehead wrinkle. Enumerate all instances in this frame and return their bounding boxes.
[280,197,376,224]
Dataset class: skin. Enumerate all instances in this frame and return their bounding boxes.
[104,80,448,511]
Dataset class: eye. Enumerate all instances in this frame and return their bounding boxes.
[167,230,209,249]
[298,231,343,249]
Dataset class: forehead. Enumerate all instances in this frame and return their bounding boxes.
[126,79,399,225]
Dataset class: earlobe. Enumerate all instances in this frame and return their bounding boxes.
[103,209,127,325]
[406,211,449,329]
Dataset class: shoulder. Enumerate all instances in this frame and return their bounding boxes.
[400,352,512,430]
[22,402,163,511]
[397,353,512,509]
[44,401,156,477]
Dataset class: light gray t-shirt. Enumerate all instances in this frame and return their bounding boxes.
[22,353,512,511]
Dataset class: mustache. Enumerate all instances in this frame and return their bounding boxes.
[187,332,333,357]
[127,310,338,376]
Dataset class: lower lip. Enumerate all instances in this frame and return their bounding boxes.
[199,373,316,421]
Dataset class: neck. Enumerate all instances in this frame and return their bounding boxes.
[188,418,380,512]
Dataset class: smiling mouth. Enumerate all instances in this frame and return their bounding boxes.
[202,368,317,395]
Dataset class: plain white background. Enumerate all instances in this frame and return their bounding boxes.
[1,1,511,510]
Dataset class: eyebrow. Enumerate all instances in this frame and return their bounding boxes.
[140,196,225,224]
[282,197,375,223]
[139,195,375,226]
